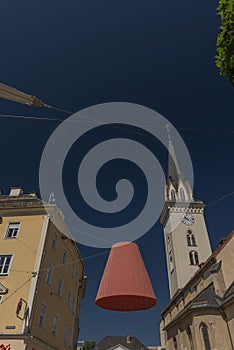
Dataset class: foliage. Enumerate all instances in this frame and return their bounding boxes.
[83,341,96,350]
[216,0,234,86]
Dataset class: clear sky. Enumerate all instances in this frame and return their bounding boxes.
[0,0,233,346]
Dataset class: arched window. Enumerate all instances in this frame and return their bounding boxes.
[171,190,176,201]
[173,336,178,350]
[194,251,199,265]
[187,327,194,350]
[187,234,191,246]
[201,324,211,350]
[191,234,196,246]
[187,230,196,246]
[180,188,186,201]
[189,251,194,264]
[169,253,174,273]
[189,251,199,265]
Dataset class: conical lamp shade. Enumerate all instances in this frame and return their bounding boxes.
[95,242,157,311]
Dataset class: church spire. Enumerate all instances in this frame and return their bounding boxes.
[165,124,194,203]
[166,124,183,190]
[160,125,212,298]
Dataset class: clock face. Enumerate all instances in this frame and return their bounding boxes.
[181,213,195,226]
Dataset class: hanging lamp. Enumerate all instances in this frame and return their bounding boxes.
[95,242,157,311]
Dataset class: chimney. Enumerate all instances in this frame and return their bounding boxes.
[28,191,38,198]
[219,238,227,246]
[127,335,132,344]
[9,187,23,196]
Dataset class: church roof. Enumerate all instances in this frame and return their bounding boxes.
[223,281,234,300]
[190,283,219,309]
[96,336,147,350]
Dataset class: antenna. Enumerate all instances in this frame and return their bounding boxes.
[48,192,56,204]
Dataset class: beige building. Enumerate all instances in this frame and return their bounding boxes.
[159,134,234,349]
[159,231,234,350]
[0,187,86,350]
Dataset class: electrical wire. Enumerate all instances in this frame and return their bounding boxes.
[11,250,109,274]
[10,189,234,274]
[3,211,112,274]
[0,113,75,123]
[0,113,234,135]
[178,127,234,133]
[8,186,234,275]
[0,112,166,142]
[1,109,233,275]
[1,275,33,305]
[206,190,234,208]
[47,105,73,115]
[68,225,114,246]
[16,236,40,256]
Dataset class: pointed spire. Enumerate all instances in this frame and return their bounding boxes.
[166,124,183,190]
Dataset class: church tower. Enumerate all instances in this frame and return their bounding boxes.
[160,128,212,298]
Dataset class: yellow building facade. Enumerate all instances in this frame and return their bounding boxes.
[0,188,86,350]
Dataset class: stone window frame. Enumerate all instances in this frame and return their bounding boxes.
[189,250,199,265]
[200,323,211,350]
[5,222,20,239]
[0,255,13,276]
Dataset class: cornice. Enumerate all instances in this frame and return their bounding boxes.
[163,303,220,331]
[0,198,57,217]
[160,201,205,226]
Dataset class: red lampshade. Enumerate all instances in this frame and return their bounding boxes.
[95,242,157,311]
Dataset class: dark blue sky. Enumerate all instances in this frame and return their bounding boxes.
[0,0,233,346]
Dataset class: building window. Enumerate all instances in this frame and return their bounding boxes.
[191,234,196,246]
[187,327,194,350]
[46,264,53,285]
[52,234,58,250]
[0,255,12,275]
[169,251,174,273]
[194,251,199,265]
[57,278,64,297]
[189,251,199,265]
[189,251,193,265]
[187,230,196,246]
[63,323,68,343]
[68,327,73,346]
[187,234,191,246]
[38,303,47,327]
[5,222,20,238]
[72,297,76,314]
[171,190,176,201]
[75,272,79,285]
[173,336,178,350]
[180,188,186,201]
[71,264,75,279]
[52,314,59,336]
[201,324,211,350]
[67,291,71,309]
[63,251,67,264]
